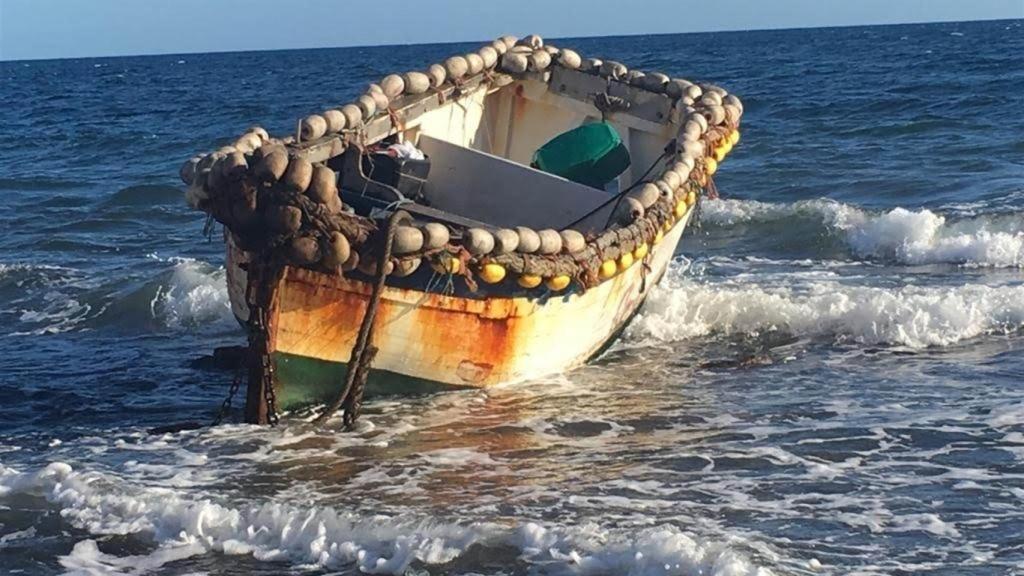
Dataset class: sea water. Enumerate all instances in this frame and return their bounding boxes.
[1,20,1022,575]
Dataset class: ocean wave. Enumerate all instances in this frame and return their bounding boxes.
[0,263,96,336]
[1,258,233,335]
[147,258,234,328]
[700,198,1024,268]
[1,462,769,576]
[628,266,1024,349]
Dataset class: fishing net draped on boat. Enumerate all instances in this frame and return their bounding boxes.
[180,33,743,295]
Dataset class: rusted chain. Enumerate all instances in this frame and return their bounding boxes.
[243,255,284,425]
[315,209,408,427]
[211,349,247,426]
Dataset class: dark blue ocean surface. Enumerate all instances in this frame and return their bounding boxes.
[1,19,1023,575]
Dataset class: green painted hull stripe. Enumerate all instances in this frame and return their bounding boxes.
[272,351,465,410]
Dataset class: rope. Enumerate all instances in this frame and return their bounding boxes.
[559,148,671,232]
[315,209,408,428]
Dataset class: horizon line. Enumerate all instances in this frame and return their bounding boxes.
[1,15,1018,63]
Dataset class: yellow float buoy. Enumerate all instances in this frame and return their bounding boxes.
[675,200,688,218]
[479,263,506,284]
[545,275,571,291]
[518,274,542,288]
[653,229,664,245]
[706,157,718,176]
[663,219,673,232]
[599,259,617,279]
[431,256,460,275]
[714,146,727,162]
[618,251,634,272]
[633,242,649,260]
[686,190,698,206]
[730,130,741,145]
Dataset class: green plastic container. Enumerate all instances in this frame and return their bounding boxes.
[531,122,631,189]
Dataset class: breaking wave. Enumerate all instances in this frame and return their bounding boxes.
[701,198,1024,268]
[147,258,234,329]
[0,462,769,576]
[0,258,233,335]
[629,265,1024,348]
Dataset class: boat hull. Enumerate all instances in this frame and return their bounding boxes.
[227,214,691,410]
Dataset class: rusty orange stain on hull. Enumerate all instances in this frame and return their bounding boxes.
[248,212,693,389]
[276,268,525,385]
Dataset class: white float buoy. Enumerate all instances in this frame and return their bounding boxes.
[492,228,520,254]
[599,60,627,80]
[426,64,446,88]
[465,228,495,255]
[723,104,742,125]
[689,112,708,133]
[420,222,450,249]
[323,109,346,133]
[284,157,313,192]
[700,92,723,106]
[515,227,541,253]
[528,49,551,72]
[537,229,563,254]
[341,104,363,129]
[559,230,586,253]
[393,226,425,254]
[641,72,669,92]
[356,95,377,120]
[478,46,499,69]
[499,35,518,50]
[220,152,248,180]
[444,56,469,80]
[517,34,544,49]
[257,150,289,182]
[465,53,485,75]
[307,165,338,204]
[557,49,581,69]
[614,197,645,225]
[321,232,351,269]
[381,74,405,98]
[403,71,430,94]
[500,52,528,74]
[724,93,744,113]
[628,183,660,209]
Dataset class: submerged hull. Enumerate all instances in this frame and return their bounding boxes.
[227,214,690,409]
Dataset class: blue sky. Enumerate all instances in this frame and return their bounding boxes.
[1,0,1021,61]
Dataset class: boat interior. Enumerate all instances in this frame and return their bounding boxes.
[325,68,679,235]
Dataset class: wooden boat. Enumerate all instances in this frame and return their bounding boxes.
[181,34,744,424]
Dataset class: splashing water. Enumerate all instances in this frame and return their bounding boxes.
[701,198,1024,268]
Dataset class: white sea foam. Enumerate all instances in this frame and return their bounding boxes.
[700,198,1024,268]
[1,262,95,335]
[150,259,233,328]
[0,462,769,576]
[628,267,1024,348]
